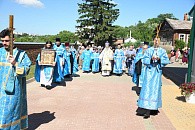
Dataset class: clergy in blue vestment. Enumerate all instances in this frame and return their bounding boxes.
[63,42,78,77]
[113,44,125,75]
[132,43,149,87]
[53,38,64,83]
[0,29,32,129]
[81,45,92,72]
[125,45,136,76]
[91,47,100,73]
[35,41,56,89]
[136,37,170,119]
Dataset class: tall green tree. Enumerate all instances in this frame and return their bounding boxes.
[76,0,119,46]
[128,13,178,42]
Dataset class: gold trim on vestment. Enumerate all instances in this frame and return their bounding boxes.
[0,62,24,74]
[0,115,28,128]
[0,62,11,66]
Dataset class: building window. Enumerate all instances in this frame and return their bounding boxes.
[179,34,185,42]
[190,17,193,21]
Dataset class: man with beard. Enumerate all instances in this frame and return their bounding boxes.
[81,44,92,72]
[99,42,113,76]
[0,29,31,129]
[136,37,170,119]
[113,44,125,76]
[53,38,65,84]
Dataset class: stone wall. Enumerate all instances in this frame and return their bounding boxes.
[0,43,44,64]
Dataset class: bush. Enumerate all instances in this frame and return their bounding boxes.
[175,40,186,50]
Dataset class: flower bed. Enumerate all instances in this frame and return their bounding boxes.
[179,82,195,104]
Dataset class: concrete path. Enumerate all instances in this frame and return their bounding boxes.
[27,64,195,130]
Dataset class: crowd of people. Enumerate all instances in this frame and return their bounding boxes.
[34,37,170,119]
[34,38,141,90]
[77,41,137,76]
[170,46,190,65]
[0,27,170,130]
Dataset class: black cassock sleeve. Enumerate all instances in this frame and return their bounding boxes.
[135,59,142,75]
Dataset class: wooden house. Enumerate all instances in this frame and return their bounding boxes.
[158,18,192,46]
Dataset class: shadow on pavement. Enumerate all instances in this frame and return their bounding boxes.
[28,111,56,130]
[163,67,187,86]
[132,86,141,96]
[176,96,186,102]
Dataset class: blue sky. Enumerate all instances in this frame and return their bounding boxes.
[0,0,194,35]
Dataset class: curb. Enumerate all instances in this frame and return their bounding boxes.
[163,67,186,86]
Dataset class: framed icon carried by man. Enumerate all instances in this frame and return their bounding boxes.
[40,49,55,65]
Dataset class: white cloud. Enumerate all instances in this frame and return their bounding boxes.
[15,0,44,8]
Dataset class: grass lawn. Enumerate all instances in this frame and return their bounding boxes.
[26,65,35,80]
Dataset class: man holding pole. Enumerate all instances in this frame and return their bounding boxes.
[0,18,32,129]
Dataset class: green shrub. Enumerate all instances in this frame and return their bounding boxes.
[175,40,186,50]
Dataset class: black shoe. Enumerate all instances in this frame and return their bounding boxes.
[64,75,71,78]
[136,113,143,116]
[46,85,52,90]
[41,84,45,87]
[143,114,150,119]
[150,110,159,116]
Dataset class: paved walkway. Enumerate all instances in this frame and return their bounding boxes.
[27,64,195,130]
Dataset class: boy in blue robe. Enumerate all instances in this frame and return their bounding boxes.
[0,29,31,129]
[136,37,170,119]
[63,42,78,77]
[91,47,100,73]
[82,45,92,72]
[113,44,125,76]
[35,41,56,89]
[53,38,64,84]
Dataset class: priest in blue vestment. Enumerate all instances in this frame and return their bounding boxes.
[136,37,170,119]
[63,42,78,77]
[35,41,56,89]
[91,47,100,73]
[53,38,64,84]
[0,29,31,129]
[132,42,149,88]
[82,45,92,72]
[113,44,125,76]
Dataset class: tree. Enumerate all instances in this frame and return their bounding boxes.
[57,30,78,43]
[157,13,178,23]
[112,25,129,38]
[128,13,178,42]
[76,0,119,46]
